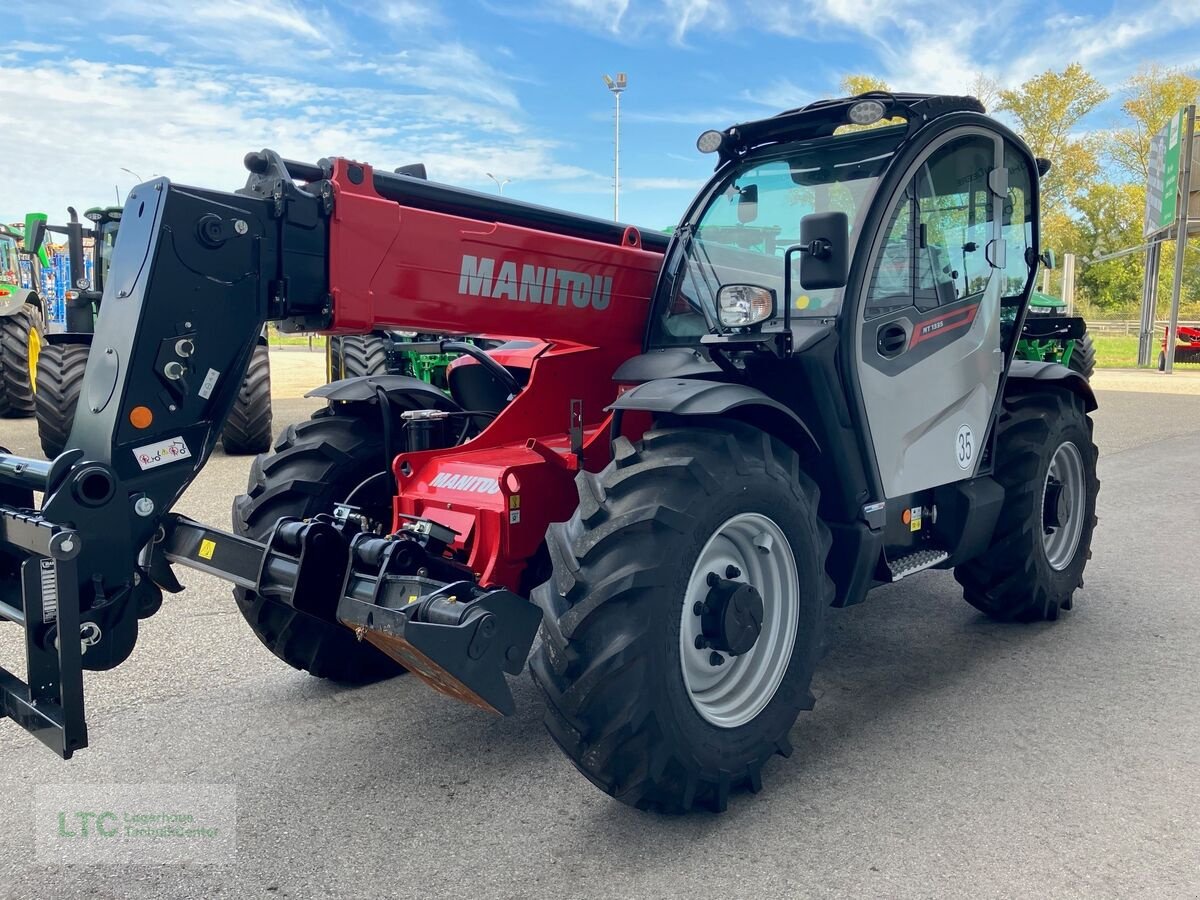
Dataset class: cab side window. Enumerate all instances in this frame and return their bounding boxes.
[864,134,995,320]
[1001,145,1034,298]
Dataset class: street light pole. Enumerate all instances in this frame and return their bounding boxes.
[602,73,628,221]
[485,172,511,195]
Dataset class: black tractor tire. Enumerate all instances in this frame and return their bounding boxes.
[34,342,91,458]
[955,388,1098,622]
[1158,350,1167,371]
[231,408,402,682]
[0,305,41,418]
[531,424,832,813]
[220,344,273,455]
[328,333,389,381]
[1065,332,1096,379]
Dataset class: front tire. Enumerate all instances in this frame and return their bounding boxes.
[531,425,832,812]
[220,343,273,455]
[35,342,91,458]
[1065,332,1096,379]
[955,388,1098,621]
[327,333,389,381]
[0,305,41,418]
[231,408,402,682]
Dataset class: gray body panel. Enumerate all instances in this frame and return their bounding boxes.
[858,282,1002,497]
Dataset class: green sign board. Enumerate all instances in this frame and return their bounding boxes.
[1160,108,1186,229]
[1145,107,1190,236]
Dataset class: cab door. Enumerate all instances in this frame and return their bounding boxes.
[855,130,1007,498]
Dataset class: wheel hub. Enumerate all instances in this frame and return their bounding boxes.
[700,573,763,656]
[1041,441,1086,571]
[1043,480,1070,529]
[679,512,800,729]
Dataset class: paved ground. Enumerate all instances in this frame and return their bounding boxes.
[0,357,1197,899]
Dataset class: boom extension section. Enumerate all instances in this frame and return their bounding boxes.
[0,150,663,756]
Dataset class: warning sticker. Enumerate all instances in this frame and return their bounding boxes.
[198,368,221,400]
[40,559,58,624]
[509,509,521,525]
[132,436,192,470]
[198,539,216,560]
[909,506,923,532]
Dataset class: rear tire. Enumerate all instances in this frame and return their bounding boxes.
[220,344,273,455]
[328,333,389,381]
[955,388,1098,621]
[1158,351,1166,371]
[231,408,402,682]
[1065,332,1096,379]
[531,424,832,812]
[35,342,90,458]
[0,305,41,418]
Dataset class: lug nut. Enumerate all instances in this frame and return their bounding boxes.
[709,652,724,667]
[706,571,720,587]
[693,601,704,616]
[725,565,741,579]
[694,634,708,650]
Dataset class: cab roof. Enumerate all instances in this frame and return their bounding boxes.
[708,93,987,165]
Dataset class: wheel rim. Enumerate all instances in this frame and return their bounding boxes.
[1041,441,1086,571]
[27,325,41,391]
[679,512,799,729]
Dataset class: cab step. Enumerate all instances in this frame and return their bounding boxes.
[887,548,950,581]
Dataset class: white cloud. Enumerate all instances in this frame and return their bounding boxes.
[0,52,598,220]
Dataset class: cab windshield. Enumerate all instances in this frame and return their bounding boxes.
[650,126,904,346]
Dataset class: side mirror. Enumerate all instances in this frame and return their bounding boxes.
[23,216,48,257]
[797,211,849,290]
[736,184,758,223]
[1040,248,1055,270]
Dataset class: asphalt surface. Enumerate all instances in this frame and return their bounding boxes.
[1,387,1197,899]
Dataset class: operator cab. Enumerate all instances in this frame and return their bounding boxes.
[637,92,1046,591]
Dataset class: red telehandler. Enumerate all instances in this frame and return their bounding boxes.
[0,94,1098,812]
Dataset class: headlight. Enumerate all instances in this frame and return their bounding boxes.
[717,284,775,328]
[1026,304,1055,315]
[696,130,725,154]
[847,99,887,126]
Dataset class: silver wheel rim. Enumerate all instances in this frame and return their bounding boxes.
[679,512,799,729]
[1042,441,1086,571]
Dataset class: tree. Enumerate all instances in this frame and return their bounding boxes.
[968,72,1001,112]
[996,63,1109,219]
[1106,64,1200,183]
[839,74,889,96]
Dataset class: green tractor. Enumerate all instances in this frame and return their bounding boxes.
[1013,289,1096,379]
[327,331,498,387]
[27,207,274,458]
[0,213,50,418]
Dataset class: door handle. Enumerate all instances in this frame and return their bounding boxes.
[877,322,908,358]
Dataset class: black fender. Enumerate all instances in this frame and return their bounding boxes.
[609,378,821,460]
[307,373,455,407]
[1006,359,1096,412]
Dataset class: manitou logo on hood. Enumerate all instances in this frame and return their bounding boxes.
[458,254,613,311]
[430,471,501,494]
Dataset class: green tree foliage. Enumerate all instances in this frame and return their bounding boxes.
[1107,64,1200,182]
[996,63,1109,219]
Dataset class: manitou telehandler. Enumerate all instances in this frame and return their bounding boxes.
[24,207,274,458]
[0,93,1098,813]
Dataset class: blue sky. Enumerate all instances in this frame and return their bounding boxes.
[2,0,1198,227]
